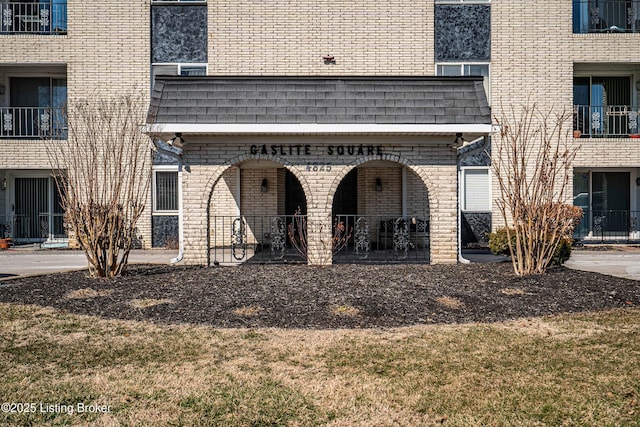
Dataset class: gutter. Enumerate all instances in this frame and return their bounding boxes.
[456,135,492,264]
[153,140,185,264]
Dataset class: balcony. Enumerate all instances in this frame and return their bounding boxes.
[573,0,640,33]
[0,1,67,35]
[0,107,67,139]
[573,105,640,137]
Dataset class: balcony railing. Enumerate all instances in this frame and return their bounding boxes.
[573,105,640,137]
[573,0,640,33]
[1,1,66,34]
[0,107,67,139]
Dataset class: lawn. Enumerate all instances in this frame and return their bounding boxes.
[1,304,639,426]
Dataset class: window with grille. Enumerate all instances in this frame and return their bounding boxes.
[155,171,178,212]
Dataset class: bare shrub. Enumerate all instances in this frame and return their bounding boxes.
[47,93,153,278]
[492,103,582,275]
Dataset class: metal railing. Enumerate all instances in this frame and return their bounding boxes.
[0,1,67,34]
[210,214,430,265]
[573,105,639,137]
[0,107,67,139]
[573,0,640,33]
[0,214,31,241]
[574,209,640,243]
[38,212,67,240]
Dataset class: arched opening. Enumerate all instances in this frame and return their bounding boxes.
[331,161,430,263]
[209,160,308,265]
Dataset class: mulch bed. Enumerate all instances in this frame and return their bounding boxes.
[0,263,638,329]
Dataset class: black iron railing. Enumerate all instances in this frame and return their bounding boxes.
[574,209,640,242]
[210,214,430,265]
[573,0,640,33]
[0,1,67,34]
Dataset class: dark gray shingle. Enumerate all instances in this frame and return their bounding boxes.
[147,76,491,125]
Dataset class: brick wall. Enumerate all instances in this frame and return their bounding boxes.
[209,0,434,76]
[183,136,457,265]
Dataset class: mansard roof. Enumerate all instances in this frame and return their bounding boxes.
[147,76,491,127]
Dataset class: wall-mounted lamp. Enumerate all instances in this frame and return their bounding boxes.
[636,81,640,91]
[261,178,268,193]
[168,132,185,149]
[1,177,6,191]
[636,177,640,186]
[375,177,382,192]
[0,85,5,95]
[451,132,466,149]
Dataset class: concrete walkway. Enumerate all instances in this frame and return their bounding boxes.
[564,250,640,281]
[0,249,176,280]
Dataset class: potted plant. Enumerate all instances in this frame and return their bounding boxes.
[573,129,582,138]
[0,238,11,249]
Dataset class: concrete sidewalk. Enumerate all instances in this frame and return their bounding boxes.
[564,250,640,281]
[0,249,177,280]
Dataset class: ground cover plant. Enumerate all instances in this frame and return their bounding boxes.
[0,264,639,426]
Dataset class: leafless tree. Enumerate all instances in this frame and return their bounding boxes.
[47,93,154,278]
[492,102,583,275]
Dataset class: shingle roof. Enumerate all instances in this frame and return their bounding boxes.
[147,76,491,126]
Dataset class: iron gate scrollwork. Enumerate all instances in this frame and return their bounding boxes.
[354,217,370,259]
[231,217,247,260]
[269,216,286,260]
[393,217,411,260]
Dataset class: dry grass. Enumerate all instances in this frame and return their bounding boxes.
[1,304,639,426]
[232,306,264,317]
[64,288,114,299]
[434,296,464,310]
[129,299,175,309]
[330,305,361,317]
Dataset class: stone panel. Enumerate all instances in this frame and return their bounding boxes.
[435,4,491,62]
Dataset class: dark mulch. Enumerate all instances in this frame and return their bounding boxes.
[0,263,638,329]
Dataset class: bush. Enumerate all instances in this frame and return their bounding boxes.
[552,238,572,266]
[489,228,573,266]
[488,228,516,256]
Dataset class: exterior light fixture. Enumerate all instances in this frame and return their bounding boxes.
[636,81,640,91]
[261,178,268,193]
[636,177,640,186]
[168,132,185,149]
[451,132,465,149]
[0,85,5,95]
[375,177,382,192]
[1,177,6,191]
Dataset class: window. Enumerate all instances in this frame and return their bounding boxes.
[154,170,179,212]
[6,77,67,138]
[462,168,491,211]
[436,63,489,77]
[436,63,490,100]
[152,64,207,86]
[573,1,640,33]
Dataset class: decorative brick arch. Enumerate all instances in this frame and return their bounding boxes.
[325,154,439,213]
[200,153,313,213]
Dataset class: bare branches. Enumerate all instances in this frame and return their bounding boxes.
[492,102,582,275]
[47,93,153,278]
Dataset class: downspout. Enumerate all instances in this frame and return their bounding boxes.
[153,140,184,264]
[456,135,491,264]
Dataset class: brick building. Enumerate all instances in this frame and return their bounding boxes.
[1,1,639,264]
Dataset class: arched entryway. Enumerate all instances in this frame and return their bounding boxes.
[208,159,309,265]
[330,160,431,263]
